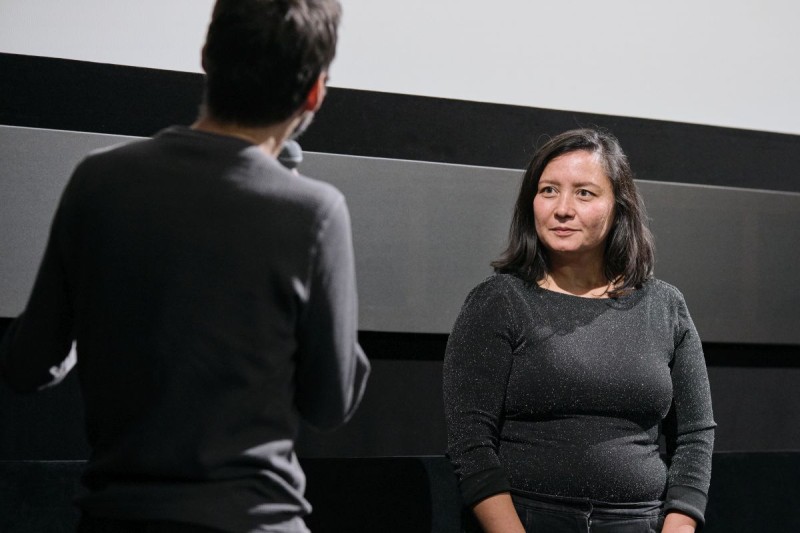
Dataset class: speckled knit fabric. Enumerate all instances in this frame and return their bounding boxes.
[443,274,715,525]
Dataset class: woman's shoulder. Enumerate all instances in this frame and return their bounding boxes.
[462,273,530,307]
[455,274,532,334]
[469,272,530,295]
[640,278,691,312]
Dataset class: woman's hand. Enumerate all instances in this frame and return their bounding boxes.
[473,492,526,533]
[661,511,697,533]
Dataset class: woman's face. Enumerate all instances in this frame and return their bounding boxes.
[532,150,616,264]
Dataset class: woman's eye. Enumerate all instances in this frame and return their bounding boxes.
[577,189,594,197]
[539,186,556,195]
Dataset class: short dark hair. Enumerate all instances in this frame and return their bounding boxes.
[202,0,341,126]
[492,128,654,297]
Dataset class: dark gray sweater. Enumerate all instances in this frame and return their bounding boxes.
[443,274,715,525]
[0,127,370,532]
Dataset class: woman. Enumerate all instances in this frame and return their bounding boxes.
[443,128,715,533]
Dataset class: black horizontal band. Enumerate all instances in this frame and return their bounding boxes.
[1,317,797,364]
[2,52,800,192]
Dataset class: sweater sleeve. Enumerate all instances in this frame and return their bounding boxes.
[0,165,81,392]
[443,277,517,507]
[662,291,716,526]
[294,195,370,431]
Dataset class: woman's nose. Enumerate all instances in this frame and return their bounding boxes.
[554,197,575,217]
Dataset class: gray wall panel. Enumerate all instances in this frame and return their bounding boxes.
[304,153,800,344]
[640,182,800,345]
[3,126,799,344]
[302,153,519,334]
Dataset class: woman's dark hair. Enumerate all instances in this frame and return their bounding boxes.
[202,0,341,127]
[491,128,654,297]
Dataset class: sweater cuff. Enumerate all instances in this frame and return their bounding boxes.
[459,467,511,508]
[663,484,708,527]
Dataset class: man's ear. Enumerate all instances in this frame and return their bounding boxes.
[303,73,327,112]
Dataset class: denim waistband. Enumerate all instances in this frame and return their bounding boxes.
[511,489,662,519]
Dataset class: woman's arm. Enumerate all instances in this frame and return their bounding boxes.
[662,511,697,533]
[473,493,526,533]
[662,290,716,527]
[443,278,519,521]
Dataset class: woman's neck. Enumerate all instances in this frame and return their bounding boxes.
[540,258,612,298]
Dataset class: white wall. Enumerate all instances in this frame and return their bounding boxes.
[1,0,799,135]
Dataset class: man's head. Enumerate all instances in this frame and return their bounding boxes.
[201,0,341,127]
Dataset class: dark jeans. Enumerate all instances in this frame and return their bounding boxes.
[77,515,226,533]
[512,490,664,533]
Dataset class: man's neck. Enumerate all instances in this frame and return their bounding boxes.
[190,115,294,157]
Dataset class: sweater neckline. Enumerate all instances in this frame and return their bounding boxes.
[534,285,614,301]
[530,279,650,309]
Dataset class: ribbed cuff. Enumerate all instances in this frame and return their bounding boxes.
[663,484,708,527]
[459,467,511,508]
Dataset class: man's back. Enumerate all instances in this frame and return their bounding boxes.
[2,126,368,531]
[0,1,367,530]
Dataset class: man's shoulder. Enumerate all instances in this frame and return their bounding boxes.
[74,128,348,225]
[287,172,344,212]
[81,137,153,163]
[76,129,173,172]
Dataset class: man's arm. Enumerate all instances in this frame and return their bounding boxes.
[0,177,78,392]
[294,195,369,430]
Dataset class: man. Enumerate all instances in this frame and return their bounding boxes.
[0,0,369,531]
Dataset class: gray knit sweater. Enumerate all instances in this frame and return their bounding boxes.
[443,274,715,525]
[0,127,370,532]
